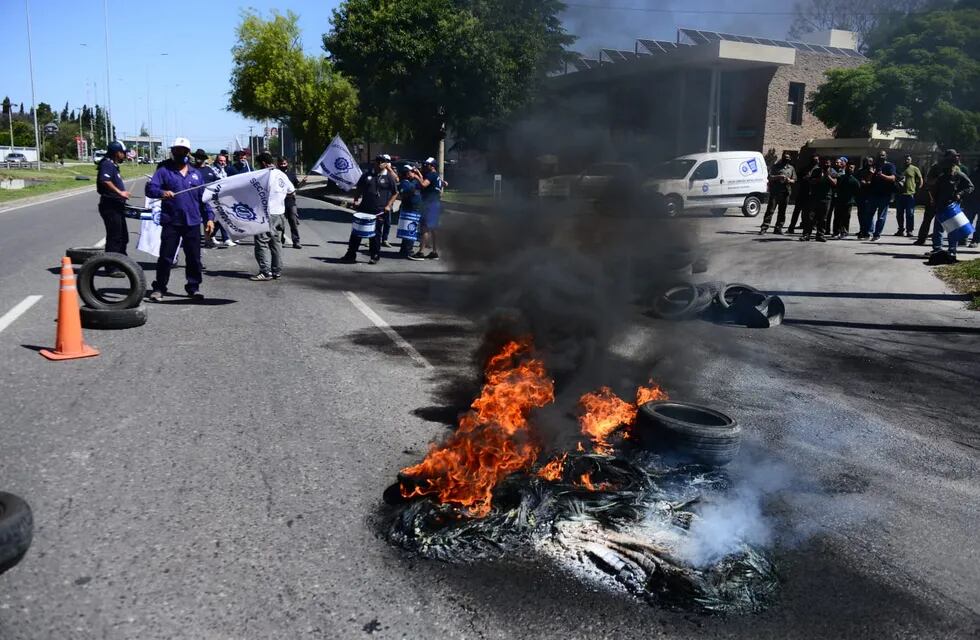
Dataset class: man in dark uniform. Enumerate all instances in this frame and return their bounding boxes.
[867,150,896,241]
[341,155,398,264]
[192,149,220,249]
[145,137,215,301]
[832,160,860,239]
[787,153,818,234]
[928,149,974,261]
[96,140,131,277]
[800,156,837,242]
[276,156,307,248]
[759,152,796,234]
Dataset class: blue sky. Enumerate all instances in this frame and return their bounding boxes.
[2,1,792,151]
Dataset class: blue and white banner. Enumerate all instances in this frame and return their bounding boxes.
[202,168,274,240]
[311,135,362,191]
[137,197,163,257]
[938,202,975,243]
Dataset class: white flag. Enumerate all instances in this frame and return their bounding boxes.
[137,197,163,257]
[203,168,275,240]
[311,135,362,191]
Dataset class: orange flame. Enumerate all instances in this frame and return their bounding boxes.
[578,387,637,454]
[400,339,555,517]
[537,453,567,481]
[636,380,669,406]
[579,473,596,491]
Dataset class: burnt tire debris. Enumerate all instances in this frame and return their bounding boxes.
[654,281,784,328]
[384,451,778,614]
[0,492,33,576]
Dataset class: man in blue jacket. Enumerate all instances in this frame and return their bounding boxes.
[145,137,215,301]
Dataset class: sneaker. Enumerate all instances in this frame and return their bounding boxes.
[870,235,880,242]
[250,273,272,281]
[773,228,783,235]
[407,252,426,261]
[912,238,926,246]
[148,290,163,302]
[188,291,204,300]
[894,230,905,236]
[224,239,237,247]
[368,256,380,265]
[758,228,767,235]
[339,254,356,264]
[381,240,393,248]
[272,273,282,280]
[905,231,914,237]
[425,252,440,260]
[292,242,301,249]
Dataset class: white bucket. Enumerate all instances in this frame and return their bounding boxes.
[352,212,377,238]
[396,211,421,241]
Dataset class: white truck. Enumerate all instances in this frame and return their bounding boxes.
[644,151,769,218]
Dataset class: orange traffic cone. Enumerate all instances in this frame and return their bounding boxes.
[40,256,99,361]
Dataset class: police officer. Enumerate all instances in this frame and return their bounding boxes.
[341,154,398,264]
[145,137,215,301]
[96,140,131,277]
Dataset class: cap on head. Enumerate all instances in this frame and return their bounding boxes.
[192,148,209,160]
[945,148,959,158]
[107,141,126,154]
[171,137,191,150]
[424,157,436,166]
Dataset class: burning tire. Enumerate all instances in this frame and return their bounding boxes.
[635,401,741,466]
[0,492,33,575]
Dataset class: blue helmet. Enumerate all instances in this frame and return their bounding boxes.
[107,141,126,154]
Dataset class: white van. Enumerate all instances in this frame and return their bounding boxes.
[644,151,769,217]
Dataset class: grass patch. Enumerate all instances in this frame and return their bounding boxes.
[935,257,980,310]
[441,190,495,209]
[0,163,148,204]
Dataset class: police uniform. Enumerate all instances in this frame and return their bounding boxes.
[96,156,129,259]
[342,167,397,262]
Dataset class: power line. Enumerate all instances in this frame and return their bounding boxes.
[562,3,917,16]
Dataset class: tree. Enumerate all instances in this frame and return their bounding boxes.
[807,4,980,147]
[2,96,10,116]
[60,101,69,121]
[35,102,53,124]
[788,0,930,49]
[229,10,359,165]
[323,0,574,150]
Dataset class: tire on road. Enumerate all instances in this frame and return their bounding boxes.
[714,282,760,310]
[0,492,33,576]
[80,304,148,330]
[654,284,713,320]
[66,247,104,265]
[635,401,741,466]
[741,195,763,217]
[77,253,146,310]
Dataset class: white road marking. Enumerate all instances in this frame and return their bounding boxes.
[344,291,433,370]
[0,295,43,334]
[94,237,106,248]
[0,187,93,214]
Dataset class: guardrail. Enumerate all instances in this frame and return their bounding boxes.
[0,161,34,169]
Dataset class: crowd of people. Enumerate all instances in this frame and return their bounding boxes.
[95,138,446,299]
[759,149,977,261]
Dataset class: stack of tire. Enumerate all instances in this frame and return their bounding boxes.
[66,247,148,329]
[653,282,784,328]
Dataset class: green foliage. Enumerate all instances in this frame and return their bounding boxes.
[229,9,359,164]
[323,0,574,149]
[0,119,36,147]
[808,4,980,147]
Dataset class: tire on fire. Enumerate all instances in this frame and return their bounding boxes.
[0,492,33,576]
[635,401,741,466]
[77,253,146,310]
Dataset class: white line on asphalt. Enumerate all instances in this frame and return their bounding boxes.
[344,291,434,370]
[94,237,106,248]
[0,295,43,334]
[0,187,93,215]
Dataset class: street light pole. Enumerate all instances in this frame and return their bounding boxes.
[25,0,42,171]
[103,0,113,144]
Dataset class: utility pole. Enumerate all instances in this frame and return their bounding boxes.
[248,125,254,159]
[103,0,113,144]
[25,0,42,170]
[437,106,446,177]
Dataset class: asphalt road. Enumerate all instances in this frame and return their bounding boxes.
[0,189,978,639]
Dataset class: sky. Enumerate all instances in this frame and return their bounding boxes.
[1,1,794,152]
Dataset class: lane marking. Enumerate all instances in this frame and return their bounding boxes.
[94,237,106,249]
[0,176,148,215]
[0,295,43,334]
[344,291,433,370]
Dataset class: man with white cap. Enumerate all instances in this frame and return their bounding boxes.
[144,137,215,301]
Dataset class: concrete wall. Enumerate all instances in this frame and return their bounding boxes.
[0,146,39,161]
[761,52,863,156]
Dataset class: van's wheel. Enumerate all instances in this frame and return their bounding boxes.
[0,492,33,575]
[741,196,762,217]
[711,208,727,216]
[664,195,683,218]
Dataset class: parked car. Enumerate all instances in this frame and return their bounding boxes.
[643,151,769,217]
[4,152,28,163]
[92,150,107,164]
[538,162,640,199]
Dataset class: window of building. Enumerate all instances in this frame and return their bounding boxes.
[691,160,718,181]
[787,82,805,125]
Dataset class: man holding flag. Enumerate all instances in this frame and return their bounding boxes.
[145,137,215,301]
[928,149,974,263]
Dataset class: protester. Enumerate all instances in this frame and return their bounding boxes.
[192,149,221,249]
[229,150,251,175]
[341,154,399,264]
[247,153,295,281]
[927,149,974,261]
[895,155,923,237]
[800,156,837,242]
[409,157,447,260]
[95,140,131,277]
[759,152,796,235]
[787,152,818,234]
[210,153,236,246]
[867,151,896,241]
[855,156,876,239]
[396,164,424,259]
[276,156,307,249]
[145,137,214,301]
[966,159,980,248]
[831,160,860,239]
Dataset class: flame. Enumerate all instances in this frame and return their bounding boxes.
[579,473,596,491]
[400,338,555,517]
[636,380,669,405]
[537,453,567,481]
[578,387,637,454]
